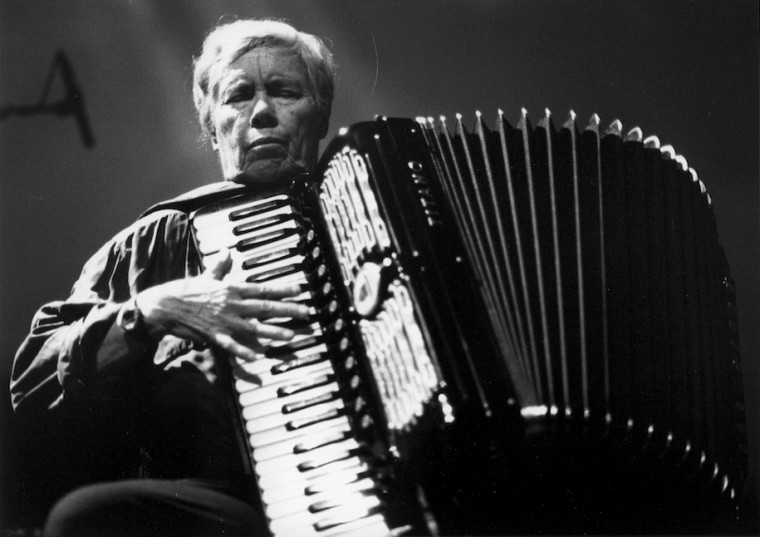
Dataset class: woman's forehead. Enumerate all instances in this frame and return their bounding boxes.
[214,47,306,85]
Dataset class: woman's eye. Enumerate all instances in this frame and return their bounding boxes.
[223,89,253,104]
[271,84,302,99]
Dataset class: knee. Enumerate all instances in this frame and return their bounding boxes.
[43,482,132,537]
[43,485,94,537]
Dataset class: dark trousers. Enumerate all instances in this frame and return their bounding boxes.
[43,478,264,537]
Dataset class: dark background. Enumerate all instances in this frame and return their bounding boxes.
[1,0,757,531]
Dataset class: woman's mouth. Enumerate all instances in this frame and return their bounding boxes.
[249,137,286,150]
[247,138,287,159]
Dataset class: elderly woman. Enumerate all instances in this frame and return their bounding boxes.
[10,19,335,537]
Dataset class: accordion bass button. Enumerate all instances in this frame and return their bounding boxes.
[322,318,346,342]
[317,299,341,322]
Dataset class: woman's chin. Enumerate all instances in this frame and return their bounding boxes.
[228,163,292,186]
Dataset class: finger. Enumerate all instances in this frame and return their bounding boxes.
[204,248,232,280]
[240,299,311,320]
[251,319,297,341]
[240,281,306,300]
[212,332,261,362]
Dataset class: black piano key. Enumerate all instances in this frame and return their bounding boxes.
[277,374,335,398]
[245,378,340,414]
[265,476,378,519]
[288,407,344,433]
[236,358,333,400]
[250,416,353,453]
[246,262,303,283]
[272,352,328,374]
[241,247,301,270]
[233,213,294,236]
[229,196,292,221]
[266,335,324,358]
[295,443,357,472]
[238,227,301,252]
[294,429,352,455]
[312,500,382,532]
[309,488,377,513]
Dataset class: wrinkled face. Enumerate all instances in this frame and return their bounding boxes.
[211,47,326,184]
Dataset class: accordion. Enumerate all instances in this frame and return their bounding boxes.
[191,109,748,535]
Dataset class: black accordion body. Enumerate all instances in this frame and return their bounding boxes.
[190,109,748,535]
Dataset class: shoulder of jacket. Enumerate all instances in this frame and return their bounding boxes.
[139,181,252,218]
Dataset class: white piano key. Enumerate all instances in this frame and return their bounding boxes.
[243,380,341,419]
[254,437,361,479]
[242,252,307,274]
[243,382,342,422]
[265,477,378,520]
[267,494,381,535]
[259,459,369,505]
[194,203,298,242]
[245,397,345,434]
[234,337,326,375]
[251,420,352,461]
[221,232,303,261]
[255,452,364,491]
[231,345,327,377]
[320,514,391,537]
[235,358,333,401]
[248,413,352,450]
[223,243,304,276]
[269,513,390,537]
[193,194,294,226]
[195,213,298,250]
[241,260,307,284]
[228,205,298,228]
[198,218,302,254]
[244,271,310,289]
[232,355,289,377]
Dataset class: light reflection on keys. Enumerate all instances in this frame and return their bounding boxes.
[249,413,353,453]
[257,452,366,491]
[266,476,378,519]
[233,353,331,395]
[191,192,391,537]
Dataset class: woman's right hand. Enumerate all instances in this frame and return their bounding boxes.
[135,249,309,361]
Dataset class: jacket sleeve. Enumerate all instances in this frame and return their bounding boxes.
[9,208,200,416]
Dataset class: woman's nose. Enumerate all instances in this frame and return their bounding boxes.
[250,95,277,129]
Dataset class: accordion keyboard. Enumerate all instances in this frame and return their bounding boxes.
[192,191,392,537]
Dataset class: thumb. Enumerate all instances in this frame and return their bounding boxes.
[204,248,232,280]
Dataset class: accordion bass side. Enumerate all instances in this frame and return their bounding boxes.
[306,110,749,534]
